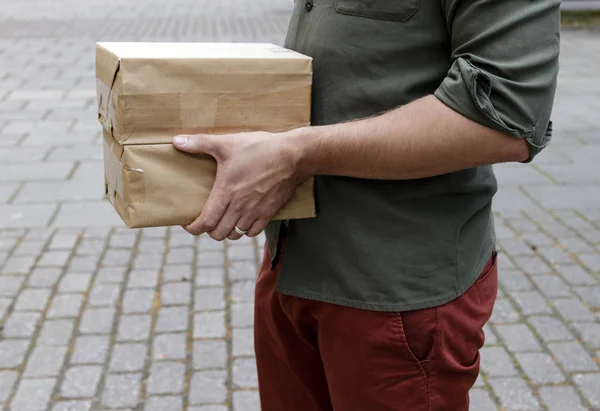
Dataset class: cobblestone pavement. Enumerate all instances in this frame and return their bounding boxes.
[0,1,599,410]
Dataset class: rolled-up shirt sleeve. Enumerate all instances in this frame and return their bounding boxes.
[434,0,561,162]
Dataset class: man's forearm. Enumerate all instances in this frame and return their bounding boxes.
[287,95,529,181]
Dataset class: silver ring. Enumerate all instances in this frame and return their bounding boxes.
[234,226,247,236]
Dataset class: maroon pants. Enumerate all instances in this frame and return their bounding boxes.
[254,242,498,411]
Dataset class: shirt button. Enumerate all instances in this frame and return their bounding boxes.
[306,1,313,11]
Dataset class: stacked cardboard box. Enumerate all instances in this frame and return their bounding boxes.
[96,42,315,228]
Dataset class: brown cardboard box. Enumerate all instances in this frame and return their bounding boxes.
[96,42,315,228]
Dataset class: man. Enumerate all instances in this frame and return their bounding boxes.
[172,0,560,409]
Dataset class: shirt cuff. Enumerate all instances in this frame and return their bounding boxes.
[433,57,553,162]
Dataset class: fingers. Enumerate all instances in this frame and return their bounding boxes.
[172,134,219,157]
[246,219,269,238]
[207,206,241,241]
[183,186,228,236]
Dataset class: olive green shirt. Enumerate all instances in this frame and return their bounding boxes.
[265,0,560,311]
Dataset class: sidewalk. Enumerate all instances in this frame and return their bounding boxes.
[0,1,599,410]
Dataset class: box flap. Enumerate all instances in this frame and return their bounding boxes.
[96,43,122,139]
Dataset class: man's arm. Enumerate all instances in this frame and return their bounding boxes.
[173,0,561,240]
[289,94,529,182]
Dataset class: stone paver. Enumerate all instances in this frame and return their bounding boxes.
[0,0,599,409]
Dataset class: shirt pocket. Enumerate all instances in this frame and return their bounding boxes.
[333,0,419,22]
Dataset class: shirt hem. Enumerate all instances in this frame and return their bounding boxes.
[276,243,495,312]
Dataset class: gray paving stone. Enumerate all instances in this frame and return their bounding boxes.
[515,353,565,384]
[101,373,142,408]
[58,273,93,293]
[572,322,600,349]
[488,377,540,411]
[195,288,226,311]
[117,314,152,342]
[147,362,185,395]
[194,311,227,339]
[47,294,83,318]
[579,253,600,272]
[61,366,102,399]
[68,255,99,271]
[3,311,41,337]
[529,274,572,298]
[37,250,71,267]
[109,233,138,249]
[231,303,254,328]
[552,298,595,321]
[153,333,186,361]
[494,324,541,352]
[231,281,255,303]
[574,285,600,308]
[162,265,193,283]
[233,328,254,357]
[0,275,24,297]
[228,247,255,263]
[511,291,553,315]
[122,289,154,314]
[539,386,586,411]
[196,251,224,267]
[48,233,80,250]
[145,396,182,411]
[161,282,192,306]
[512,255,553,275]
[132,253,163,270]
[24,345,68,377]
[11,378,56,411]
[548,341,598,372]
[188,407,228,411]
[127,269,159,289]
[52,201,123,228]
[194,340,227,370]
[96,266,127,284]
[0,339,29,368]
[169,232,197,247]
[189,370,228,405]
[139,238,167,253]
[109,343,147,372]
[76,239,107,256]
[0,162,73,182]
[0,370,18,402]
[27,268,62,287]
[12,241,45,257]
[195,267,225,287]
[538,245,577,265]
[101,249,133,266]
[0,204,56,228]
[166,247,194,265]
[52,400,92,411]
[480,346,518,377]
[527,315,574,342]
[71,335,110,364]
[78,307,115,334]
[232,358,258,389]
[156,306,189,333]
[14,288,51,311]
[233,390,261,411]
[498,269,533,292]
[469,388,498,411]
[490,300,522,324]
[559,237,596,254]
[574,373,600,408]
[0,296,10,319]
[88,283,120,307]
[37,319,74,346]
[2,254,36,274]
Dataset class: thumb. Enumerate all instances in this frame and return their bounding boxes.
[172,134,218,155]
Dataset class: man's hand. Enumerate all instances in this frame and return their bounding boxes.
[172,132,301,241]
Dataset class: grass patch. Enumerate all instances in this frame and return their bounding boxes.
[561,10,600,27]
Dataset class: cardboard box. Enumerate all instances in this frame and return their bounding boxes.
[96,42,315,228]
